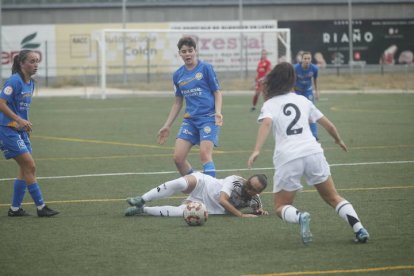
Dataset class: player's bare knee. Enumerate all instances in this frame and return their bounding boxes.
[199,149,211,162]
[173,154,185,165]
[322,194,343,208]
[23,162,36,175]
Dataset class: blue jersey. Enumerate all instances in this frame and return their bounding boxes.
[173,60,220,119]
[294,63,318,93]
[0,73,34,127]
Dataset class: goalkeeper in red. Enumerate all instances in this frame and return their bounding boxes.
[251,49,271,111]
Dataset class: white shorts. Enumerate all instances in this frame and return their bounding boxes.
[273,153,331,193]
[185,172,226,215]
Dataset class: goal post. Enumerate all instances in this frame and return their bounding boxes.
[93,28,291,99]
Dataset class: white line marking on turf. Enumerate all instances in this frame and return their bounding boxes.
[0,160,413,182]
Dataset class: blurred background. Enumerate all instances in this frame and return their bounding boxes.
[1,0,413,93]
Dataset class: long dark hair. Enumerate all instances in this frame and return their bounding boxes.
[263,62,296,100]
[11,50,34,78]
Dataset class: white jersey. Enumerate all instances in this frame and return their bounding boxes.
[187,173,262,215]
[258,92,324,169]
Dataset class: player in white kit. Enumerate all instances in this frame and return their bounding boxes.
[248,62,369,244]
[125,172,268,218]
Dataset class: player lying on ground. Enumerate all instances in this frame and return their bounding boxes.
[125,172,268,218]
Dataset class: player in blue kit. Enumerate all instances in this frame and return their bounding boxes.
[294,52,320,140]
[0,50,59,217]
[157,36,223,177]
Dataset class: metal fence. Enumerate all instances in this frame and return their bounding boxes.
[31,63,414,94]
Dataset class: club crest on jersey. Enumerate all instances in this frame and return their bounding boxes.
[3,86,13,96]
[195,73,203,80]
[203,126,211,134]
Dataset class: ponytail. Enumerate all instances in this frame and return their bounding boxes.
[11,55,21,74]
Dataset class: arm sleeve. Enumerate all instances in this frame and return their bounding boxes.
[220,176,236,197]
[309,102,324,123]
[173,72,182,97]
[0,80,19,102]
[257,102,273,123]
[206,64,221,93]
[313,65,319,79]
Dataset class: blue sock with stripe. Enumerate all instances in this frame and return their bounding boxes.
[203,161,216,177]
[27,183,45,207]
[11,179,27,208]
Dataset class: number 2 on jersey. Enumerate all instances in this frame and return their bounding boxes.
[283,103,303,135]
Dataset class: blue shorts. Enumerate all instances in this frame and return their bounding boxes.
[295,89,314,103]
[176,118,220,146]
[0,126,32,159]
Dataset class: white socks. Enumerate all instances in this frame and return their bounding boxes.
[144,205,186,217]
[281,205,300,224]
[280,201,364,233]
[142,177,188,202]
[335,200,363,232]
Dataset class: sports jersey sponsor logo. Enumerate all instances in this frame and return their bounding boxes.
[3,86,13,96]
[203,126,212,134]
[22,92,33,98]
[182,129,193,136]
[179,73,203,87]
[179,77,196,87]
[182,87,202,97]
[17,139,26,150]
[19,102,31,111]
[7,121,18,129]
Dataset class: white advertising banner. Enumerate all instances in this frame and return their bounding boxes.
[1,20,280,78]
[2,25,56,78]
[168,21,279,71]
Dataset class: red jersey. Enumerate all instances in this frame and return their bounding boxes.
[256,59,272,81]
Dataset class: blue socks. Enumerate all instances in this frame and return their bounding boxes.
[27,183,45,207]
[11,179,27,208]
[203,161,216,177]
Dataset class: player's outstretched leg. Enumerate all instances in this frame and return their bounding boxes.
[355,228,370,243]
[280,205,313,245]
[299,212,313,245]
[127,177,188,207]
[127,196,145,207]
[335,200,369,243]
[125,206,144,216]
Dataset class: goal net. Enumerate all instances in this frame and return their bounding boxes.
[92,28,291,99]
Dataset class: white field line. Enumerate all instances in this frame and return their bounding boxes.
[0,160,413,182]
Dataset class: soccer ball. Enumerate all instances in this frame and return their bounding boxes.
[183,202,208,226]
